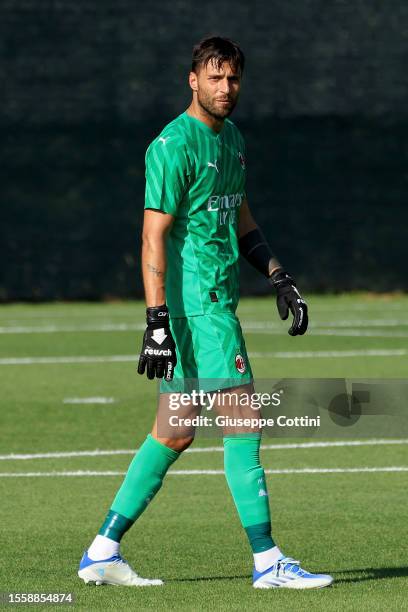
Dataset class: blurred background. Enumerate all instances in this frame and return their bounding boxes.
[1,0,407,301]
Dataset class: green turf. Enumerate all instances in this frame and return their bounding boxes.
[0,295,407,610]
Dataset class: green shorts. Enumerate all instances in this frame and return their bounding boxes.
[160,312,253,393]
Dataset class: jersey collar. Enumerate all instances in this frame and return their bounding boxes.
[183,111,225,140]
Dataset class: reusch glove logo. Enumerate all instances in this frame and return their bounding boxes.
[144,345,172,357]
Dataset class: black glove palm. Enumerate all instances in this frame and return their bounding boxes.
[270,270,308,336]
[137,305,177,380]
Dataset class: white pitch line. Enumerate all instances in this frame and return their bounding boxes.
[243,319,408,328]
[239,304,408,314]
[4,326,408,340]
[63,397,115,405]
[0,449,137,461]
[246,328,408,338]
[1,318,408,335]
[249,349,408,359]
[0,324,144,334]
[306,329,408,338]
[1,439,407,461]
[0,466,407,478]
[1,348,407,366]
[173,467,408,475]
[0,303,406,324]
[0,355,139,365]
[0,312,139,321]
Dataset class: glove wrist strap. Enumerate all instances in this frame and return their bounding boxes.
[269,269,295,289]
[146,304,170,328]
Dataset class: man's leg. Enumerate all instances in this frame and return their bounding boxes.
[216,383,283,571]
[78,394,197,586]
[217,382,333,589]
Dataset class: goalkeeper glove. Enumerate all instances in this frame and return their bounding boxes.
[270,270,308,336]
[137,304,177,380]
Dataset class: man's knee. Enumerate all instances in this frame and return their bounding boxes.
[152,434,194,453]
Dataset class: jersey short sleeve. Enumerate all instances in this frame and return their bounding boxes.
[144,136,191,216]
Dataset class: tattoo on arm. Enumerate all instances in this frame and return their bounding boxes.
[147,263,164,278]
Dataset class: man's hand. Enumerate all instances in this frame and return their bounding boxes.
[137,304,177,380]
[270,270,308,336]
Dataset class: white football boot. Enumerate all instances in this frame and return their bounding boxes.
[253,556,333,589]
[78,551,163,586]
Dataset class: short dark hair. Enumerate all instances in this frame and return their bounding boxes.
[191,36,245,74]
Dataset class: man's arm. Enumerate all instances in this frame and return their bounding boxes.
[137,209,177,380]
[141,209,174,306]
[238,199,281,276]
[238,198,308,336]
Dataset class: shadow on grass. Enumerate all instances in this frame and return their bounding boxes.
[333,566,408,584]
[165,575,250,584]
[167,566,408,585]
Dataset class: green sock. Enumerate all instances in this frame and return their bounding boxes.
[223,434,275,553]
[99,434,179,542]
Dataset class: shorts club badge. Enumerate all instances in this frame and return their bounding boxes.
[235,353,246,374]
[238,151,246,169]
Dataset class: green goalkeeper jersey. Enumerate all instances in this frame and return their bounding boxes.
[144,111,247,317]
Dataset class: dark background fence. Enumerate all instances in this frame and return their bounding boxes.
[1,1,407,300]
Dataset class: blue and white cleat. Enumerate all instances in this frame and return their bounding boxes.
[78,551,163,587]
[253,557,333,589]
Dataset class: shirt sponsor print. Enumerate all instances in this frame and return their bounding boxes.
[207,192,244,226]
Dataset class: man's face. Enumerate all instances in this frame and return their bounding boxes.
[190,59,242,120]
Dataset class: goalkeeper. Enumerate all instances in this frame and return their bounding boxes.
[78,36,332,590]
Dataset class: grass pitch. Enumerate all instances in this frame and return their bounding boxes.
[0,294,407,611]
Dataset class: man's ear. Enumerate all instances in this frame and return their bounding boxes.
[189,71,198,92]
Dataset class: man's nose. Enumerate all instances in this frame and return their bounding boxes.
[219,78,230,94]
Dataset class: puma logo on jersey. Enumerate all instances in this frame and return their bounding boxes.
[207,160,219,173]
[159,137,170,145]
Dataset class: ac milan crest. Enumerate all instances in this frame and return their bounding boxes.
[238,151,246,169]
[235,353,246,374]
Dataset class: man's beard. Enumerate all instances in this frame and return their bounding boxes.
[197,90,237,121]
